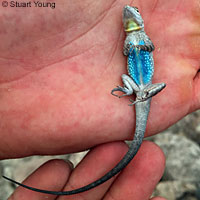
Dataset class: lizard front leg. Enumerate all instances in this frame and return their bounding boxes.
[123,39,154,56]
[136,43,155,52]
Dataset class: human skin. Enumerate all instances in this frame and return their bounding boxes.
[0,0,199,199]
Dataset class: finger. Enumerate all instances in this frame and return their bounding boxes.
[58,142,129,200]
[9,159,72,200]
[104,141,165,200]
[192,70,200,111]
[150,197,167,200]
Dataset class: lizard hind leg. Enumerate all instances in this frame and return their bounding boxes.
[144,83,166,99]
[111,74,139,98]
[128,83,166,106]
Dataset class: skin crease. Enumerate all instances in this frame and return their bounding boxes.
[0,0,199,199]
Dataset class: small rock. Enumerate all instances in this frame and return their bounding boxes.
[153,181,198,200]
[153,132,200,182]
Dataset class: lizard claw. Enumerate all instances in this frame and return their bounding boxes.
[111,91,120,98]
[128,98,138,106]
[111,86,128,98]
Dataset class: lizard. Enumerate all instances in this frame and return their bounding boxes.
[3,5,166,195]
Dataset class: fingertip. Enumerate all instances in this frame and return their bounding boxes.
[104,140,166,200]
[8,159,72,200]
[142,140,166,169]
[191,70,200,111]
[135,140,166,185]
[62,141,129,200]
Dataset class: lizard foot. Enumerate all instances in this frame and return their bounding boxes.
[111,86,131,98]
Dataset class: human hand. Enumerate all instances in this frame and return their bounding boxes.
[0,0,199,199]
[7,141,166,200]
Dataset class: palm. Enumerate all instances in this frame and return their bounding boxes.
[0,0,199,159]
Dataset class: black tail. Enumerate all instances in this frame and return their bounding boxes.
[3,100,151,195]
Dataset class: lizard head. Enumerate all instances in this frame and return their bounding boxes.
[123,5,144,33]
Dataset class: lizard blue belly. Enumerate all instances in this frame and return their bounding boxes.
[127,41,154,85]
